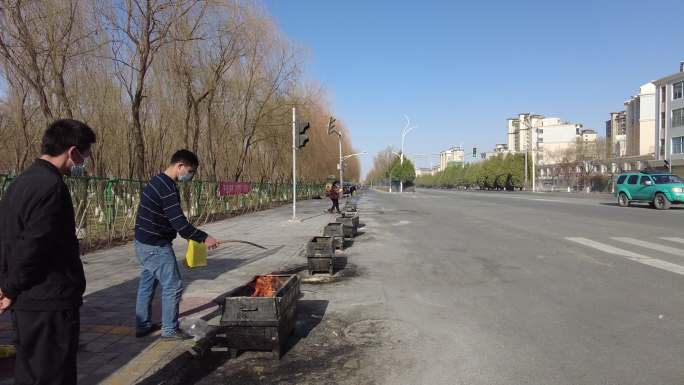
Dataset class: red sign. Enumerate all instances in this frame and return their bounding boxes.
[218,182,252,196]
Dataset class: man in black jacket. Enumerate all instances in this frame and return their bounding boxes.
[0,119,96,385]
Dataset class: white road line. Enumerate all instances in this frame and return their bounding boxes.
[565,237,684,276]
[612,237,684,257]
[661,237,684,245]
[530,198,564,203]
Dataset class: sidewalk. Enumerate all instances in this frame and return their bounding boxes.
[0,197,339,385]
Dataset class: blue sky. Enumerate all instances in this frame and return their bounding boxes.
[265,0,684,176]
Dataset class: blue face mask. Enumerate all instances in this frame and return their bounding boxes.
[70,163,86,177]
[178,170,195,182]
[69,148,88,177]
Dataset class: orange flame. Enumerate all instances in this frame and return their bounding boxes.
[251,275,282,297]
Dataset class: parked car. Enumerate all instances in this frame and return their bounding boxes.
[614,171,684,209]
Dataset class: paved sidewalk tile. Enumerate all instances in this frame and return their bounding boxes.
[0,197,341,384]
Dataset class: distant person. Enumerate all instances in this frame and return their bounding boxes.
[0,119,96,385]
[327,182,342,213]
[134,149,219,340]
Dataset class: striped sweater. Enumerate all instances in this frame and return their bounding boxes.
[134,173,207,246]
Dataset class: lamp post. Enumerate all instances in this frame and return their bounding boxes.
[400,115,416,193]
[341,151,367,194]
[521,115,539,192]
[388,149,401,192]
[326,117,344,193]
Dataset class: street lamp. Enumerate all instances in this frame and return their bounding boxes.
[521,115,539,192]
[327,116,345,191]
[343,151,367,161]
[387,148,401,192]
[340,151,367,194]
[400,115,416,193]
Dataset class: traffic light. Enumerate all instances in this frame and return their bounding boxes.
[472,147,477,157]
[296,121,310,149]
[327,116,336,135]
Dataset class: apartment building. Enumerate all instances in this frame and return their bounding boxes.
[654,62,684,175]
[507,113,544,153]
[624,82,656,157]
[439,146,464,171]
[606,111,626,158]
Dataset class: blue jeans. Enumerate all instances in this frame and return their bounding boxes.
[134,241,183,336]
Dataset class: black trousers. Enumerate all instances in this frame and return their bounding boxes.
[330,199,340,212]
[11,308,80,385]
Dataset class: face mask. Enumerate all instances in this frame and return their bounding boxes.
[178,168,195,182]
[69,148,88,177]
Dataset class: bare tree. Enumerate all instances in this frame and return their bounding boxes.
[0,0,360,185]
[100,0,205,178]
[0,0,91,120]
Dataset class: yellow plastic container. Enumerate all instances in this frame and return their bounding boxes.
[185,240,207,268]
[0,345,15,359]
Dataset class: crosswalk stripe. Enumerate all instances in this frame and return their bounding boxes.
[661,237,684,245]
[565,237,684,276]
[612,237,684,257]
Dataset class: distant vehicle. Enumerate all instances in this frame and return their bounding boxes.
[614,171,684,209]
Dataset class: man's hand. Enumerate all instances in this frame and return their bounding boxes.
[0,289,12,315]
[205,235,219,250]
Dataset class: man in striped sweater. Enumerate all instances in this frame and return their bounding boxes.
[134,149,218,340]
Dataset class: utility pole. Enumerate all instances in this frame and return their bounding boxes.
[388,150,392,193]
[523,117,529,190]
[291,106,296,221]
[532,145,536,192]
[389,149,402,193]
[521,115,538,191]
[327,116,344,195]
[291,107,310,221]
[339,134,343,192]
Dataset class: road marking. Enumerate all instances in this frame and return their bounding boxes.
[566,237,684,276]
[419,189,601,206]
[612,237,684,257]
[530,198,564,202]
[661,237,684,245]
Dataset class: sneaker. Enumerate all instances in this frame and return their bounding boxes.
[135,323,161,338]
[160,330,192,341]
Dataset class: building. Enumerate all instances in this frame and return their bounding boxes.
[624,82,656,157]
[480,144,509,160]
[507,113,544,153]
[535,117,584,165]
[439,146,464,171]
[494,143,508,153]
[415,167,435,177]
[580,129,598,143]
[506,113,586,166]
[654,62,684,175]
[606,111,627,158]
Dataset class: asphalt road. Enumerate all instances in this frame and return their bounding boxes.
[186,189,684,385]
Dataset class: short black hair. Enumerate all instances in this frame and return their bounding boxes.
[41,119,96,156]
[170,149,199,168]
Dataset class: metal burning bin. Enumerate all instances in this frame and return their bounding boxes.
[213,274,300,359]
[323,222,345,249]
[335,215,359,237]
[338,211,359,226]
[344,202,358,212]
[307,236,336,275]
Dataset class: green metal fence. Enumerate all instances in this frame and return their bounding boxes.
[0,174,323,251]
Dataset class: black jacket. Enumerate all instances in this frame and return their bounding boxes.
[0,159,85,310]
